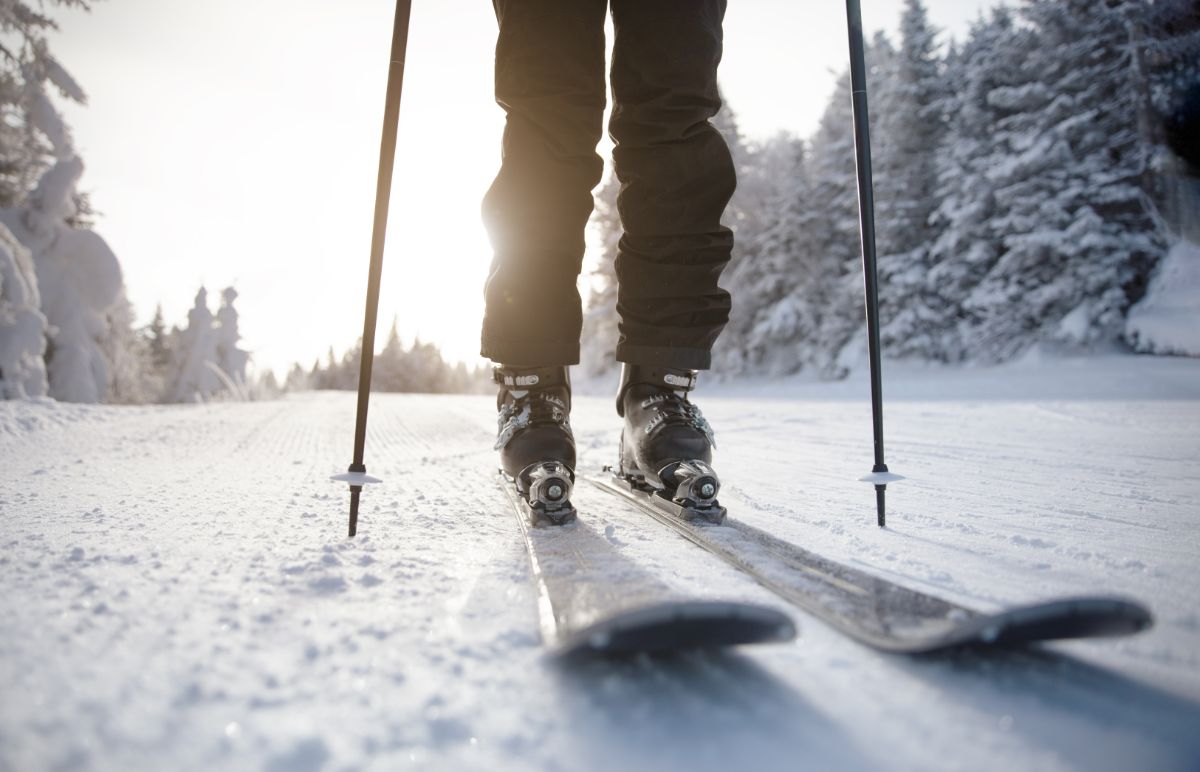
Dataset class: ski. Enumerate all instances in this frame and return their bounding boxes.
[498,473,796,656]
[587,472,1153,653]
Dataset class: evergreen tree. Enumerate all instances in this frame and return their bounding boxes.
[1,156,122,402]
[214,286,249,389]
[103,290,159,404]
[873,0,954,358]
[0,0,93,209]
[711,134,810,374]
[926,8,1022,361]
[372,316,409,391]
[578,173,621,379]
[0,220,47,397]
[169,287,223,402]
[1138,0,1200,237]
[961,0,1165,359]
[146,303,170,370]
[285,362,309,391]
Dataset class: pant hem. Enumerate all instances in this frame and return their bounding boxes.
[615,343,712,370]
[481,335,580,367]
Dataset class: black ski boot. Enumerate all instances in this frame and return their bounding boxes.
[616,364,725,524]
[494,364,577,525]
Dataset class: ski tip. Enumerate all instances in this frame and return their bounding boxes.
[330,472,382,486]
[554,601,797,658]
[859,471,904,485]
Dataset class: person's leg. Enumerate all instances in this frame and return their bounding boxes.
[480,0,608,367]
[608,0,734,371]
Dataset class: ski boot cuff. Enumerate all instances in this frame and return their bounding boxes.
[494,364,570,391]
[615,364,699,417]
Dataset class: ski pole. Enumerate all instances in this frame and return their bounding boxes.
[845,0,902,527]
[331,0,413,537]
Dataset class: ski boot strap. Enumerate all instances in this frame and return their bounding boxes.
[616,364,699,417]
[493,364,569,392]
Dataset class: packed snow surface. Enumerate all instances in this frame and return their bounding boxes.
[2,356,1199,771]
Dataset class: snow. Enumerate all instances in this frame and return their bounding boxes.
[1126,240,1200,357]
[2,355,1199,771]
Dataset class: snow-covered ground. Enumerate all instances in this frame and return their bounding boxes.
[2,355,1199,771]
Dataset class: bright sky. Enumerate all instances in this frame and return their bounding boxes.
[53,0,989,376]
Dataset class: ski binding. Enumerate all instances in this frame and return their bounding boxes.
[506,461,577,527]
[608,461,726,525]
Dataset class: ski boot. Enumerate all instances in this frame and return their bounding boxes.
[615,364,726,525]
[494,364,577,526]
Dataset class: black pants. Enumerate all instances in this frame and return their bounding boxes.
[479,0,734,370]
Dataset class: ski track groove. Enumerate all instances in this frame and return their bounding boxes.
[1,389,1198,771]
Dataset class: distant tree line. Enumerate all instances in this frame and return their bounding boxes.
[581,0,1199,379]
[287,319,489,395]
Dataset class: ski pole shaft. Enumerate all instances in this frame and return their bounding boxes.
[845,0,891,527]
[346,0,413,537]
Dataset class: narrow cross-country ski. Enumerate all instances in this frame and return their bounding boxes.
[587,472,1153,653]
[497,474,796,655]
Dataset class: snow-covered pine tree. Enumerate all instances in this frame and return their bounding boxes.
[145,303,172,385]
[0,0,93,209]
[715,134,820,376]
[961,0,1165,359]
[335,342,362,391]
[284,362,309,391]
[705,99,802,376]
[1138,0,1200,237]
[408,338,448,393]
[0,0,149,403]
[710,133,809,375]
[168,287,224,402]
[0,221,47,397]
[373,318,419,392]
[717,58,882,379]
[1,157,123,402]
[925,8,1022,362]
[577,172,621,380]
[785,69,868,378]
[102,290,159,404]
[871,0,953,359]
[214,286,249,390]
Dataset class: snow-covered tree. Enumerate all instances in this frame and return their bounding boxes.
[284,362,309,391]
[0,0,93,209]
[959,0,1165,359]
[144,303,173,384]
[102,290,160,404]
[0,220,47,397]
[169,287,224,402]
[714,62,873,378]
[1137,0,1200,238]
[0,1,149,403]
[373,318,415,392]
[214,286,249,389]
[868,1,956,358]
[578,172,621,380]
[925,8,1022,361]
[1,156,123,402]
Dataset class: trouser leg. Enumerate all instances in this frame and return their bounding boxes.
[480,0,608,366]
[608,0,734,371]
